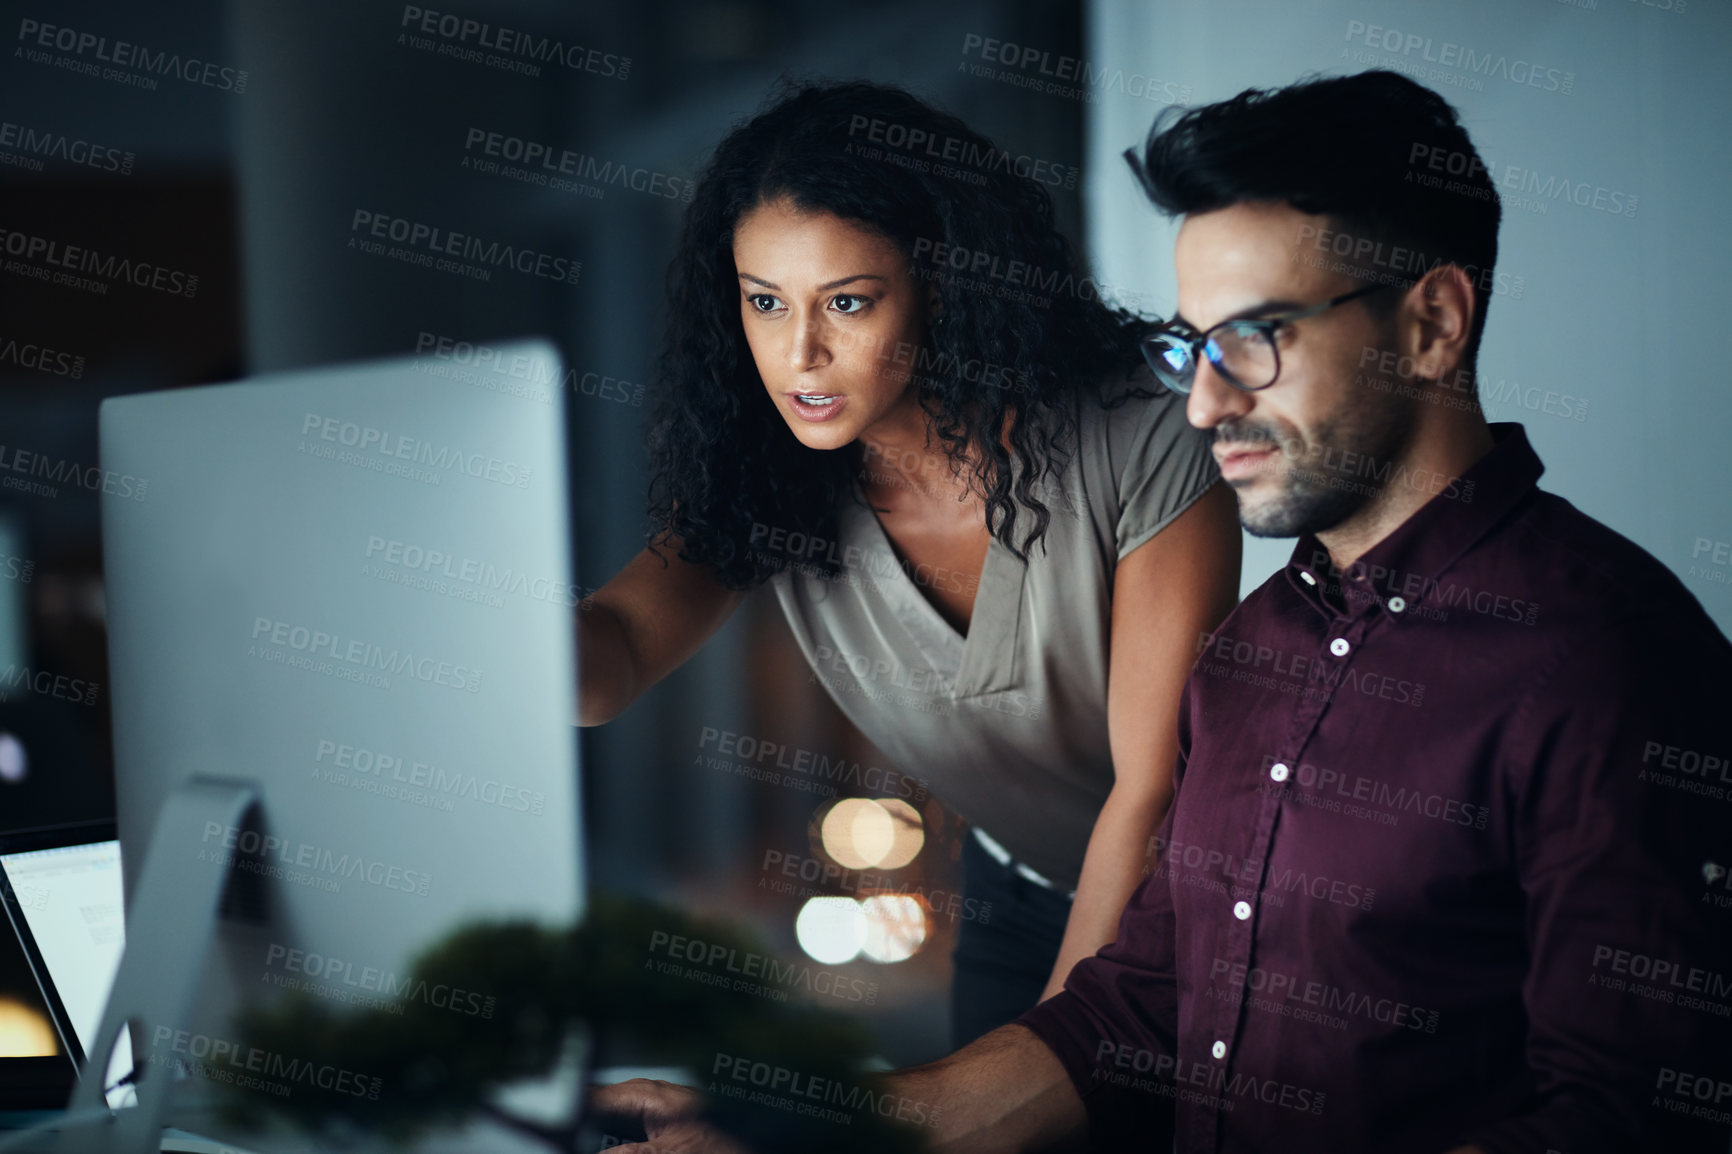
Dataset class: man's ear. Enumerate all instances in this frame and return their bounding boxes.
[1404,265,1475,384]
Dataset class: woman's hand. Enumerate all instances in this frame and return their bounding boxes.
[587,1079,752,1154]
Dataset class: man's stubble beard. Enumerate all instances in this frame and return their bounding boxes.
[1223,362,1419,540]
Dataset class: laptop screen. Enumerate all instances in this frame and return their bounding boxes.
[0,840,125,1060]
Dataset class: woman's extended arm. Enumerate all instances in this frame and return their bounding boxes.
[1039,481,1241,999]
[576,541,746,726]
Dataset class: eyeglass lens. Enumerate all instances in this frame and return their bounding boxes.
[1144,324,1278,394]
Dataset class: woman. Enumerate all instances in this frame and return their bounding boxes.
[579,79,1240,1046]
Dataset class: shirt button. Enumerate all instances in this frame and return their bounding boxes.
[1211,1040,1227,1060]
[1299,570,1317,586]
[1330,637,1350,657]
[1388,596,1407,613]
[1270,762,1290,782]
[1233,901,1252,920]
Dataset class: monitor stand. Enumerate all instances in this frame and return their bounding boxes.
[54,779,258,1154]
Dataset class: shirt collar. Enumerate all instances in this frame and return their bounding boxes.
[1285,423,1545,622]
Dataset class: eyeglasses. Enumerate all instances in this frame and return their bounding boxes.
[1139,283,1389,396]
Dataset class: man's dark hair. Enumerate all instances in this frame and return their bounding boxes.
[1126,70,1501,369]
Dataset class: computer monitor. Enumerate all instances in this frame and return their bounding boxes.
[62,342,585,1154]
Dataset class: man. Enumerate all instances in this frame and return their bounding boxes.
[597,70,1732,1153]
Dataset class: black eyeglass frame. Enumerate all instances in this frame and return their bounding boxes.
[1140,281,1392,395]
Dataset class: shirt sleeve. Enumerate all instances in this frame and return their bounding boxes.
[1110,385,1220,561]
[1467,608,1732,1154]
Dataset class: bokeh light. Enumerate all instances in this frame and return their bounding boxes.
[860,894,928,963]
[794,896,867,965]
[0,997,57,1057]
[818,797,925,869]
[820,798,892,869]
[0,733,25,783]
[871,798,924,869]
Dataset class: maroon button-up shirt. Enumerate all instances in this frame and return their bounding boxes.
[1020,424,1732,1153]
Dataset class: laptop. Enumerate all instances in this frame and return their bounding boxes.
[0,825,264,1153]
[0,822,129,1111]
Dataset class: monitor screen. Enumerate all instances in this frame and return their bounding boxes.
[94,341,584,1151]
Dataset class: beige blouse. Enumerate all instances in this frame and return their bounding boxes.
[770,373,1219,889]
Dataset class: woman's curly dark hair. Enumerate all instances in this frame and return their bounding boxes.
[647,78,1151,590]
